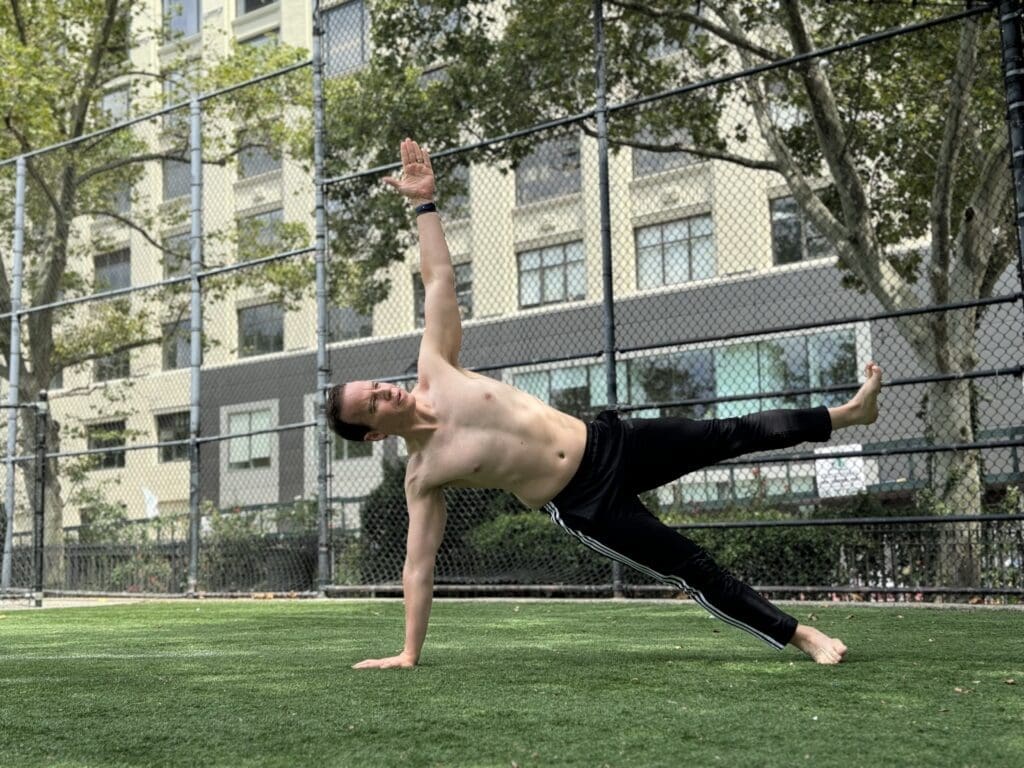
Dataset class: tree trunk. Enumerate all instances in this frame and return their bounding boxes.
[924,376,982,590]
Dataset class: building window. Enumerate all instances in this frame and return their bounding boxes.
[162,320,190,370]
[515,134,581,205]
[238,303,284,357]
[163,232,191,278]
[770,196,831,265]
[157,412,190,463]
[237,208,283,260]
[518,242,585,308]
[715,329,858,418]
[95,352,130,382]
[413,263,473,328]
[87,421,126,470]
[635,215,715,289]
[164,0,201,39]
[513,363,627,419]
[237,141,282,179]
[323,0,370,77]
[163,157,191,201]
[628,349,716,419]
[631,127,698,178]
[328,305,372,342]
[94,248,131,294]
[227,409,272,470]
[437,160,469,219]
[238,0,275,15]
[100,88,129,125]
[333,434,372,460]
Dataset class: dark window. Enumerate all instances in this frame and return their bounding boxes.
[87,421,126,470]
[237,132,282,178]
[163,157,191,201]
[227,410,272,469]
[162,320,190,370]
[95,352,130,382]
[628,349,716,419]
[238,0,276,15]
[515,134,581,205]
[635,215,715,289]
[157,412,190,463]
[770,196,831,265]
[94,249,131,293]
[631,127,698,177]
[518,242,585,308]
[413,263,473,328]
[328,305,372,342]
[323,0,369,77]
[238,303,284,357]
[437,160,469,219]
[163,232,191,278]
[237,208,284,260]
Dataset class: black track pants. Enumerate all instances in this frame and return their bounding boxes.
[544,407,833,648]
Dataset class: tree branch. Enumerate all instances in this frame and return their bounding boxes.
[596,127,783,172]
[607,0,784,61]
[929,12,984,308]
[9,0,28,44]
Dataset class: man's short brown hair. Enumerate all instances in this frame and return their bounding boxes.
[325,383,370,442]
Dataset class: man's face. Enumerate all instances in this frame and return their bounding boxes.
[342,380,412,435]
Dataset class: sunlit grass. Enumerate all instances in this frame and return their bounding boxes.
[0,600,1020,767]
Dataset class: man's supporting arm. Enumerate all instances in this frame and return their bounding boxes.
[352,484,447,669]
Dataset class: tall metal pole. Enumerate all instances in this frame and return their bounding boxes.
[313,0,332,594]
[187,95,204,595]
[999,1,1024,346]
[2,156,26,593]
[592,0,623,598]
[32,391,48,608]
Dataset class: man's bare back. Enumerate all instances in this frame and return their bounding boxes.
[405,362,587,509]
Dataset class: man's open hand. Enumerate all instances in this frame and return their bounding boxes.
[382,138,436,203]
[352,653,417,670]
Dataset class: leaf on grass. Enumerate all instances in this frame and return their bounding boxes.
[953,687,973,694]
[1005,679,1016,685]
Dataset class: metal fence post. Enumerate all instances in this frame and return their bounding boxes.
[187,94,204,595]
[592,0,623,598]
[313,0,332,594]
[999,1,1024,347]
[32,391,48,607]
[1,156,26,593]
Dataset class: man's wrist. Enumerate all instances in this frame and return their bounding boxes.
[410,197,434,208]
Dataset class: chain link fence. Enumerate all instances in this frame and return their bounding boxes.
[2,1,1023,602]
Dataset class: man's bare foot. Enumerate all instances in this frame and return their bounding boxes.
[790,623,848,665]
[830,362,882,429]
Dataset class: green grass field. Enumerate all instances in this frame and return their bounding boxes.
[0,600,1020,768]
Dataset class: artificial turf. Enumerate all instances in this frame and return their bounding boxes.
[0,599,1020,767]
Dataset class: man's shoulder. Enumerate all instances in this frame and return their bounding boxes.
[415,351,465,384]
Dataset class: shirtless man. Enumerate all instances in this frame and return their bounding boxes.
[327,138,882,669]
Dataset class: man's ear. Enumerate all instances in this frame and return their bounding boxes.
[365,431,387,442]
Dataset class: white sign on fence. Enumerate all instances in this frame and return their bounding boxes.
[814,443,867,498]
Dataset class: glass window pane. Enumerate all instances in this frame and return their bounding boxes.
[771,197,802,265]
[513,371,548,401]
[636,247,661,290]
[324,1,369,77]
[541,246,564,267]
[690,236,715,280]
[542,266,563,302]
[520,250,540,270]
[519,270,540,306]
[663,242,689,285]
[566,262,585,300]
[715,343,760,418]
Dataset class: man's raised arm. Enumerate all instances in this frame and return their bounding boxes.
[383,138,462,367]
